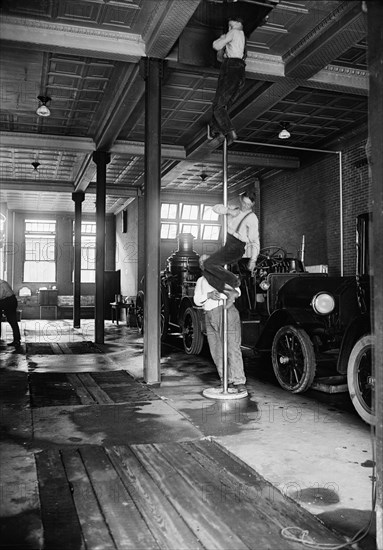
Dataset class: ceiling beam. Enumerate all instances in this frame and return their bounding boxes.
[307,65,368,95]
[144,0,201,58]
[284,2,366,79]
[1,180,141,198]
[0,16,145,62]
[94,64,145,151]
[0,132,94,152]
[74,155,96,193]
[0,133,188,159]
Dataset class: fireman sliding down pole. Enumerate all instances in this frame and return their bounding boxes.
[202,137,248,400]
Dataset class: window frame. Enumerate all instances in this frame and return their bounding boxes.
[23,219,57,283]
[72,220,97,283]
[160,202,221,242]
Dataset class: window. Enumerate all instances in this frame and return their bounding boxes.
[180,204,199,220]
[180,224,199,240]
[201,224,221,240]
[161,223,178,239]
[75,221,96,283]
[161,203,178,219]
[24,219,56,282]
[161,202,221,241]
[202,205,219,221]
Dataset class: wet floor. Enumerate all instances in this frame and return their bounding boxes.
[0,319,377,549]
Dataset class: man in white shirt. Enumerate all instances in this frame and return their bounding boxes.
[0,279,21,347]
[210,16,246,145]
[203,191,260,308]
[194,257,247,393]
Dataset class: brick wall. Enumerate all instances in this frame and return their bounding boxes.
[260,139,371,276]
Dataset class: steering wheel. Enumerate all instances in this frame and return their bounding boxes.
[255,246,287,269]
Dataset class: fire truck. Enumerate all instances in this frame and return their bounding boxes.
[136,215,374,425]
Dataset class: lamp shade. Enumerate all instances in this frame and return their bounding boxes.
[36,104,51,117]
[36,95,51,117]
[278,127,291,139]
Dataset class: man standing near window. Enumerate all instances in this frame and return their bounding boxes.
[0,279,21,348]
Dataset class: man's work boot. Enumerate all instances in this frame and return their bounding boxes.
[225,129,237,146]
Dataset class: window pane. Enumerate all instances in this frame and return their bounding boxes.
[25,220,56,233]
[202,225,221,240]
[180,224,199,239]
[81,270,95,283]
[181,204,199,220]
[161,223,178,239]
[81,222,96,234]
[25,236,56,261]
[24,261,56,282]
[202,205,219,221]
[161,203,178,219]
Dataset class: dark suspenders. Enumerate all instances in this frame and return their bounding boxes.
[234,212,252,234]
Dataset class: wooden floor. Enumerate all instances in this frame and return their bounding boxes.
[35,439,346,550]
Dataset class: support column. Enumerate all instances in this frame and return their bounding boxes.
[72,192,84,329]
[92,151,110,344]
[367,3,383,548]
[140,58,164,384]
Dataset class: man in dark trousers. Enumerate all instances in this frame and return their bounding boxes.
[0,279,21,348]
[203,192,260,308]
[210,16,246,145]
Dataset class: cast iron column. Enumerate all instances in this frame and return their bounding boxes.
[72,191,84,329]
[92,151,110,344]
[140,58,164,384]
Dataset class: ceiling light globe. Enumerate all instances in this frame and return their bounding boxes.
[278,128,290,139]
[36,104,51,117]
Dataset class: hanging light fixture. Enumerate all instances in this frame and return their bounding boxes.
[199,165,208,182]
[36,95,51,117]
[278,123,291,140]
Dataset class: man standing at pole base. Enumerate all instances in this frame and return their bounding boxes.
[194,256,247,393]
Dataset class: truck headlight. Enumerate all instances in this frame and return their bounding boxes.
[260,280,270,291]
[311,292,335,315]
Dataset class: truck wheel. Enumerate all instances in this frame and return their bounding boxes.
[160,286,169,341]
[136,291,144,335]
[347,334,375,425]
[135,289,169,341]
[272,325,316,393]
[182,307,204,355]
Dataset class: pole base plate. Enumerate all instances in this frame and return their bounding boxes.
[202,387,248,400]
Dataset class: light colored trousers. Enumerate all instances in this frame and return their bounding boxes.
[205,305,246,385]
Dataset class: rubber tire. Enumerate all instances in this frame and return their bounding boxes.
[182,306,204,355]
[135,289,169,341]
[160,286,169,341]
[347,334,375,425]
[272,325,316,393]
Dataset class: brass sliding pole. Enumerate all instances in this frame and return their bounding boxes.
[222,137,228,393]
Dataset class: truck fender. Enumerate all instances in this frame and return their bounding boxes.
[254,308,322,351]
[337,314,371,374]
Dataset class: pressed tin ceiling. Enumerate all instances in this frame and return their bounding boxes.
[0,0,368,214]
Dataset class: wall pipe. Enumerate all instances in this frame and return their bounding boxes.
[338,152,344,276]
[12,211,15,289]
